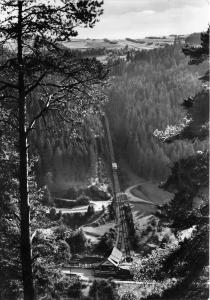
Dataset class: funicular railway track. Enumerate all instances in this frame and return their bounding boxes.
[102,113,134,262]
[64,114,134,279]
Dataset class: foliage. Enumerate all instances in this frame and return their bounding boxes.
[42,185,53,206]
[130,28,209,300]
[94,228,116,256]
[155,27,209,144]
[0,157,75,299]
[131,245,177,282]
[121,292,138,300]
[0,0,107,298]
[67,280,82,298]
[87,204,95,216]
[65,229,87,254]
[77,194,91,205]
[154,90,209,143]
[64,186,78,199]
[107,200,115,220]
[120,279,178,300]
[106,44,203,180]
[54,195,90,209]
[0,137,83,299]
[89,279,119,300]
[183,28,209,65]
[0,136,21,299]
[146,27,209,299]
[157,151,209,229]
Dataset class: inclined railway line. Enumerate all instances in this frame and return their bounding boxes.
[102,113,134,261]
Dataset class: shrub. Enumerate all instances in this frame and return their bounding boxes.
[67,281,82,298]
[87,204,95,216]
[94,229,116,256]
[131,245,177,281]
[76,195,90,206]
[42,185,53,205]
[121,292,137,300]
[66,229,87,254]
[54,195,90,209]
[89,279,119,300]
[49,207,57,220]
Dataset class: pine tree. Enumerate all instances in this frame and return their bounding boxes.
[0,1,106,299]
[154,27,209,299]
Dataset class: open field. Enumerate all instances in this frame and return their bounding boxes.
[129,182,173,219]
[124,170,173,219]
[55,199,111,214]
[132,182,173,205]
[63,36,177,51]
[83,222,115,242]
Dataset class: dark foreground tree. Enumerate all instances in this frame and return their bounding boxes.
[151,27,209,299]
[0,1,106,299]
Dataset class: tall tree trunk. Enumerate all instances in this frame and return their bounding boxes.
[17,1,35,299]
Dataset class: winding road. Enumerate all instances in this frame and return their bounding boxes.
[125,184,155,205]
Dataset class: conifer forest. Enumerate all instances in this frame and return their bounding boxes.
[0,1,209,300]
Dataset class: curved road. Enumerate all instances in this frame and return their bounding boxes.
[125,184,155,205]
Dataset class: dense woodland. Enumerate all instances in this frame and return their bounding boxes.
[106,43,207,181]
[31,114,102,192]
[29,41,208,196]
[25,36,209,195]
[130,28,209,300]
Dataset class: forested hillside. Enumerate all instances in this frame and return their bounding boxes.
[30,114,102,193]
[106,44,206,180]
[33,43,207,192]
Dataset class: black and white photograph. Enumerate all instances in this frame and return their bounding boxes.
[0,0,209,299]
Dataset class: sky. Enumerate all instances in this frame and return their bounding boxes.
[77,0,210,39]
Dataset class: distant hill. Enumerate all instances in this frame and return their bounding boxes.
[63,36,175,51]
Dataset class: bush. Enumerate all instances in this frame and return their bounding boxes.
[108,201,115,220]
[89,279,119,300]
[67,281,82,298]
[49,207,57,220]
[54,198,76,208]
[48,207,62,221]
[131,246,177,281]
[62,212,85,228]
[42,185,53,205]
[84,185,111,201]
[54,195,90,209]
[76,195,90,206]
[87,204,95,216]
[94,229,116,256]
[66,229,87,254]
[121,292,137,300]
[54,225,70,240]
[0,280,21,300]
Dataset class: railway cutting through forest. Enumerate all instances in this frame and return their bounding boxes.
[64,114,136,278]
[102,113,135,264]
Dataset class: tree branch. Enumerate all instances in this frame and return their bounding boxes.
[25,71,47,96]
[26,95,52,135]
[0,79,18,89]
